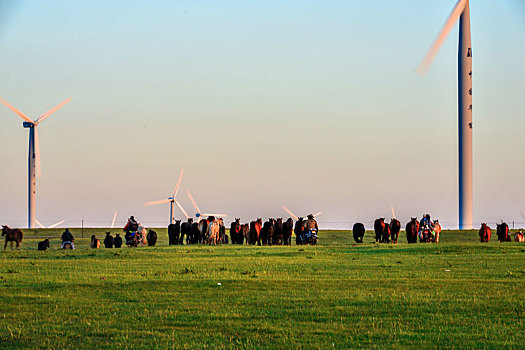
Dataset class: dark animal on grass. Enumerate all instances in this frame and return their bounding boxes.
[230,218,241,244]
[352,223,365,243]
[496,223,511,242]
[261,219,275,245]
[90,235,100,249]
[405,218,419,244]
[240,224,249,245]
[147,230,158,246]
[433,220,441,243]
[374,218,385,243]
[282,218,293,245]
[2,225,23,250]
[199,217,212,244]
[191,222,200,244]
[382,222,391,243]
[104,232,114,248]
[219,221,228,244]
[479,223,491,243]
[294,217,305,245]
[168,220,181,245]
[113,234,123,248]
[273,218,283,245]
[390,219,401,244]
[181,219,193,245]
[249,219,263,245]
[515,231,525,242]
[38,238,50,251]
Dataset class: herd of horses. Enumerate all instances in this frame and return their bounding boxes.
[479,222,524,243]
[351,218,441,244]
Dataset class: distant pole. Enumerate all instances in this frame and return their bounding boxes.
[513,221,514,230]
[81,218,84,238]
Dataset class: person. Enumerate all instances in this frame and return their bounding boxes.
[419,214,435,241]
[61,228,75,249]
[305,214,318,232]
[303,214,319,244]
[123,216,139,233]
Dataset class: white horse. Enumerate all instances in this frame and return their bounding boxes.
[138,225,148,247]
[207,218,223,245]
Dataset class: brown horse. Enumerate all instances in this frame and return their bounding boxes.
[2,225,23,250]
[282,218,293,245]
[249,219,263,245]
[479,223,491,242]
[390,219,401,244]
[240,224,249,245]
[514,231,524,242]
[433,220,441,243]
[230,218,241,244]
[374,218,385,243]
[496,223,511,242]
[90,235,100,249]
[405,218,419,243]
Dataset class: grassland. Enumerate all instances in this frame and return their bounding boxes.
[1,228,524,349]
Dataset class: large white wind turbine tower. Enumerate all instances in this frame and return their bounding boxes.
[144,170,190,224]
[1,97,71,229]
[417,0,473,229]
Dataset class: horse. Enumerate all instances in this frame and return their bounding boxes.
[38,238,50,251]
[147,229,158,246]
[390,219,401,244]
[249,219,263,245]
[273,218,283,245]
[283,218,293,245]
[352,223,365,243]
[2,225,23,250]
[433,220,441,243]
[261,219,275,245]
[374,218,385,243]
[230,219,241,244]
[240,224,249,245]
[90,235,100,249]
[479,223,491,243]
[382,222,391,243]
[138,225,148,246]
[113,234,123,248]
[294,217,305,245]
[405,218,419,243]
[207,218,224,245]
[168,220,181,245]
[496,223,511,242]
[514,231,524,242]
[199,217,212,244]
[104,232,114,248]
[181,219,193,245]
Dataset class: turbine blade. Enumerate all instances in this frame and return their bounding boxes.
[48,220,65,228]
[175,200,190,219]
[173,169,184,199]
[202,213,228,217]
[186,190,201,214]
[34,126,41,178]
[144,199,171,206]
[0,96,33,123]
[111,210,118,228]
[312,211,323,217]
[35,219,46,229]
[521,211,525,221]
[35,98,71,125]
[282,205,299,221]
[417,0,468,77]
[391,205,396,219]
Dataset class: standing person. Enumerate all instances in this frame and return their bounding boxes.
[305,214,318,232]
[61,228,75,249]
[123,216,139,243]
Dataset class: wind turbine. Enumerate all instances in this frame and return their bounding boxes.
[144,170,190,224]
[417,0,473,229]
[186,190,227,219]
[0,97,71,229]
[111,210,118,229]
[35,219,65,229]
[281,205,322,221]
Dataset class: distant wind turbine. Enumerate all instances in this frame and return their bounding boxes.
[281,205,322,220]
[187,190,227,218]
[0,97,71,228]
[111,211,118,229]
[35,219,65,229]
[144,170,190,224]
[417,0,473,229]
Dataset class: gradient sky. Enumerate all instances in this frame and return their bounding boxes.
[1,0,524,229]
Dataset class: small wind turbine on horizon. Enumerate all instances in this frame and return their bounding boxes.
[111,210,118,229]
[35,219,65,229]
[0,97,71,229]
[417,0,473,229]
[281,205,322,221]
[144,170,190,224]
[186,190,227,219]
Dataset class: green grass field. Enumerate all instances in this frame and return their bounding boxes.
[1,228,524,349]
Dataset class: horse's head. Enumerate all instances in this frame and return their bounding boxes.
[235,218,240,223]
[175,220,181,225]
[105,232,111,235]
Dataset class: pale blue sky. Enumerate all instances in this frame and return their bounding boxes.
[1,0,524,229]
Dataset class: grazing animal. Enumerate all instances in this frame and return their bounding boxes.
[207,218,224,245]
[38,238,50,251]
[113,234,123,248]
[219,222,228,244]
[261,219,275,245]
[374,218,385,243]
[352,223,365,243]
[433,220,441,243]
[496,223,511,242]
[514,231,524,242]
[479,223,491,242]
[294,217,305,245]
[2,225,23,250]
[147,230,158,246]
[181,219,193,245]
[230,219,241,244]
[240,224,249,245]
[390,219,401,244]
[382,222,391,243]
[168,221,181,245]
[90,235,100,249]
[199,218,212,244]
[405,218,419,243]
[282,218,294,245]
[249,219,263,245]
[138,226,148,246]
[104,232,114,248]
[273,218,283,245]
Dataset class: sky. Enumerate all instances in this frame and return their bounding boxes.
[1,0,524,229]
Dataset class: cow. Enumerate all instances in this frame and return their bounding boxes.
[168,220,181,245]
[352,223,365,243]
[479,223,491,242]
[390,219,401,244]
[2,225,23,250]
[146,230,158,246]
[496,223,511,242]
[374,218,385,243]
[113,234,123,248]
[283,218,294,245]
[181,219,193,245]
[104,232,114,248]
[249,219,263,245]
[90,235,100,249]
[38,238,50,251]
[230,219,241,244]
[405,218,419,243]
